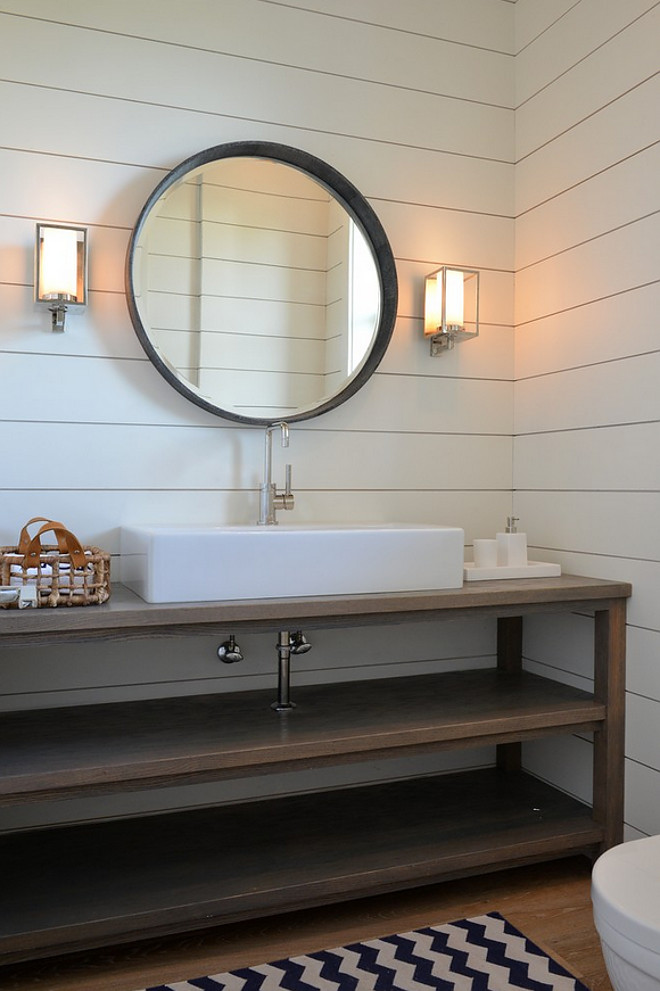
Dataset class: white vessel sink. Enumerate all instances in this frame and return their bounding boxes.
[120,524,465,603]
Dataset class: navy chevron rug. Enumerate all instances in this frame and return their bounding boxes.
[139,912,590,991]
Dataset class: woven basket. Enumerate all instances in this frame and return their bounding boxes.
[0,517,111,608]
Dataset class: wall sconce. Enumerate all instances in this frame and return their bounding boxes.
[424,266,479,356]
[35,223,88,331]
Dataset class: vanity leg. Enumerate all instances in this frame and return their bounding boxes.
[593,601,626,851]
[496,616,523,773]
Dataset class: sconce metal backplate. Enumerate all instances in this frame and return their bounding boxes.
[429,324,477,356]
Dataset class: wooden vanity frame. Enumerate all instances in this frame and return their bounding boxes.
[0,574,630,963]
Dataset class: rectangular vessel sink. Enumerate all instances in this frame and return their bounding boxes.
[120,524,465,603]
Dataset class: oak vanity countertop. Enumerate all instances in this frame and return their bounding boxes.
[0,575,632,643]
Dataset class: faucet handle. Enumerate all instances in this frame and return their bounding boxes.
[278,464,294,510]
[273,464,294,512]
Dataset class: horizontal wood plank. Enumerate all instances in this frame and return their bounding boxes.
[0,576,632,643]
[0,858,613,991]
[0,768,602,963]
[0,669,605,803]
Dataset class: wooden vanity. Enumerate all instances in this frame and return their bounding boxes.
[0,574,630,963]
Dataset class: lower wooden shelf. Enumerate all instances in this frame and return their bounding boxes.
[0,766,603,963]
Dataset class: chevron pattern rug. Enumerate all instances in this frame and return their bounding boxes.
[140,912,590,991]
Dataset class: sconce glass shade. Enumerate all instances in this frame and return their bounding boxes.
[35,224,88,331]
[424,266,479,356]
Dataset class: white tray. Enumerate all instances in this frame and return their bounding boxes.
[463,560,561,582]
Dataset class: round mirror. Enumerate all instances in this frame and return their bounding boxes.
[126,141,398,425]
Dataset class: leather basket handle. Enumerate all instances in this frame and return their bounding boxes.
[21,523,88,570]
[18,517,66,555]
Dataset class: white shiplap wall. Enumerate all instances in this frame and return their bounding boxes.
[0,1,515,828]
[514,0,660,840]
[0,0,515,547]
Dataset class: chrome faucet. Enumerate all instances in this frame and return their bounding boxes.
[258,422,294,525]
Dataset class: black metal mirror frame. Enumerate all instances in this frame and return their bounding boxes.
[125,141,398,425]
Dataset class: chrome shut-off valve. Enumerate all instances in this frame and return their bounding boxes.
[217,635,244,664]
[289,630,312,654]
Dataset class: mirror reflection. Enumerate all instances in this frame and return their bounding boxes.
[131,156,382,421]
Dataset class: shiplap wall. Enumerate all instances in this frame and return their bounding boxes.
[0,1,515,829]
[0,0,516,545]
[514,0,660,840]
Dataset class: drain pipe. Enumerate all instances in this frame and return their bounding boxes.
[271,630,312,711]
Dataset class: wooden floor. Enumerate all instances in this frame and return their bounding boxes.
[1,856,611,991]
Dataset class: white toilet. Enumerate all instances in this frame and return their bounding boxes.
[592,835,660,991]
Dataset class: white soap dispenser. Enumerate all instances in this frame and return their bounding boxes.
[496,516,528,568]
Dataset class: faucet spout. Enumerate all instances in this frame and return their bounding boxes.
[258,422,294,525]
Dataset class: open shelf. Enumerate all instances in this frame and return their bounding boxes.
[0,767,602,962]
[1,669,605,804]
